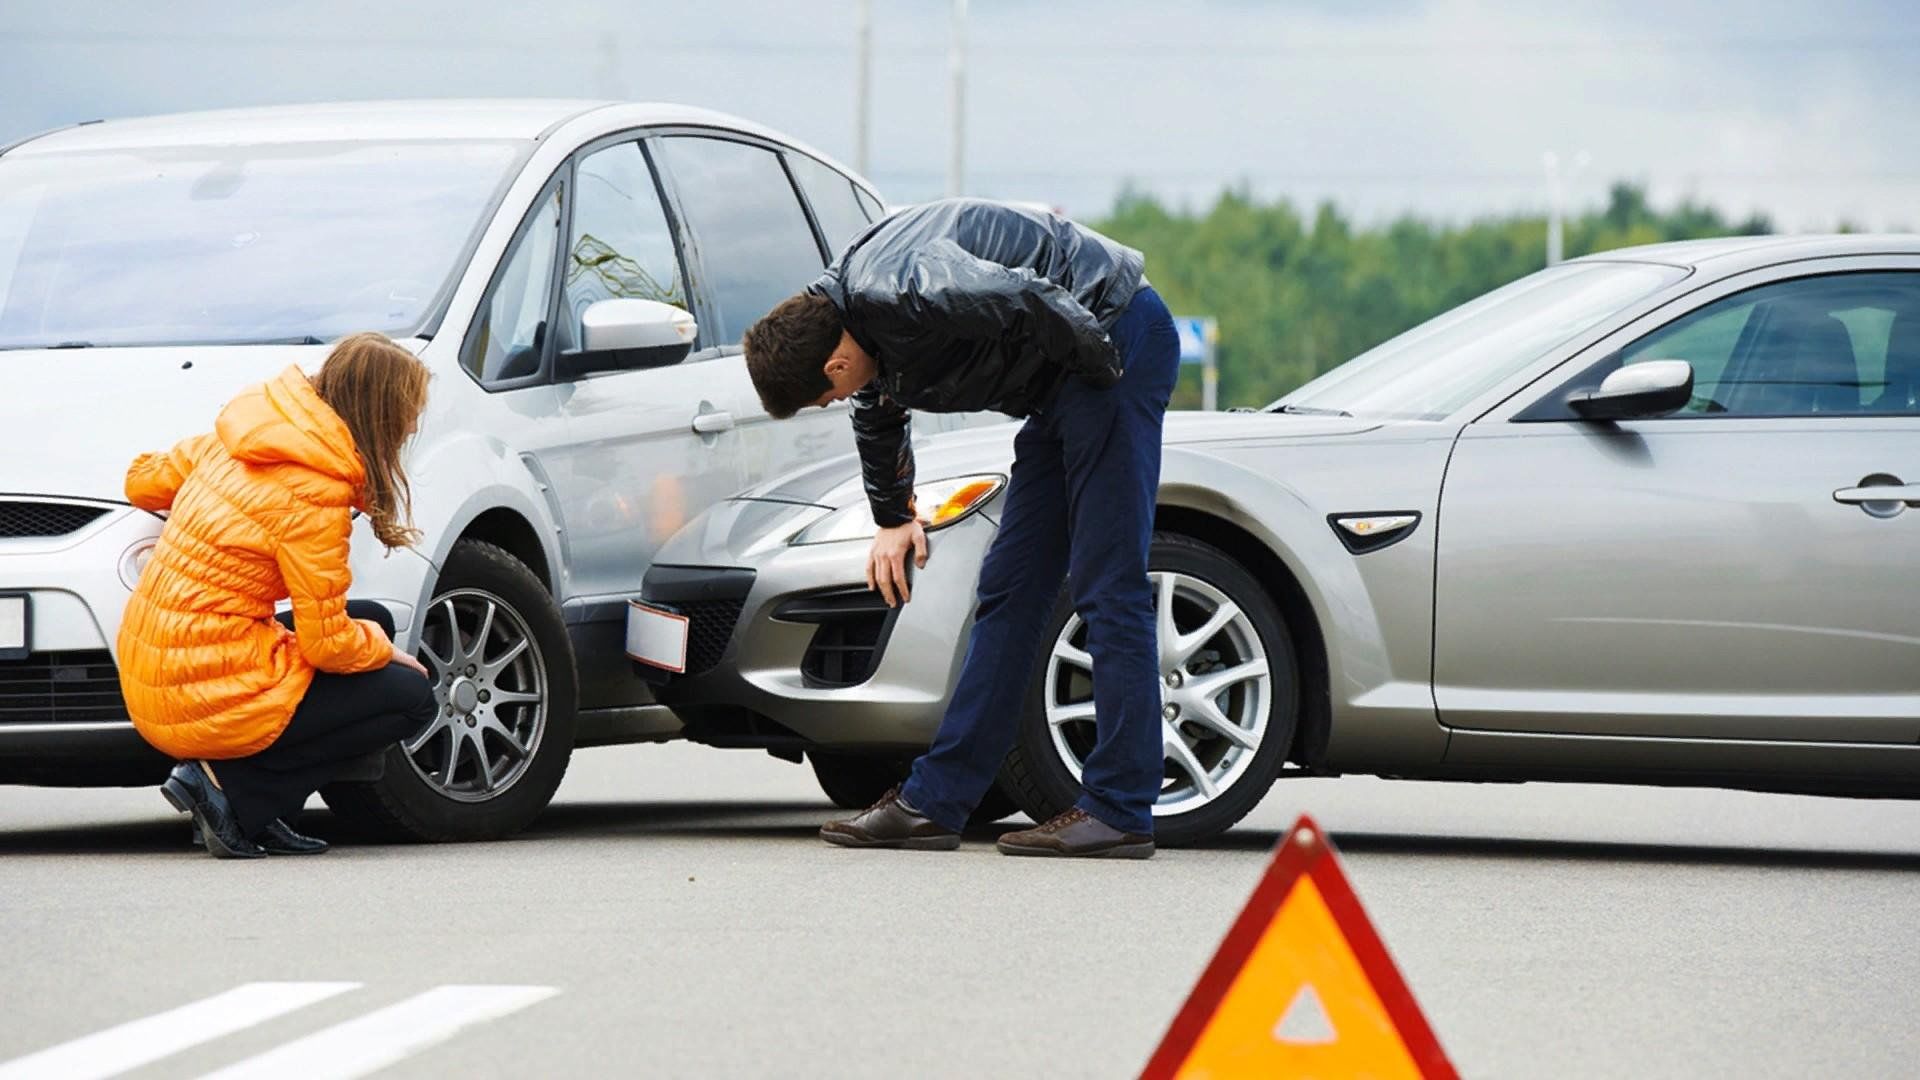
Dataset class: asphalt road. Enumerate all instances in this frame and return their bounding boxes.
[3,742,1919,1078]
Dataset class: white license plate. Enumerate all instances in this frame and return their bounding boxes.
[626,601,689,674]
[0,594,27,659]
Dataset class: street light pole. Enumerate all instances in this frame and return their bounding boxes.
[853,0,871,176]
[947,0,967,197]
[1543,150,1590,266]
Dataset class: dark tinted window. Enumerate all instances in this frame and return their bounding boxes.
[787,153,872,259]
[462,185,561,385]
[655,137,825,344]
[1620,272,1920,416]
[557,141,685,354]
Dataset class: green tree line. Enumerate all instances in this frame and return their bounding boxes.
[1092,182,1781,408]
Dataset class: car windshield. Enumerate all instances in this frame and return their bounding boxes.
[1271,260,1686,420]
[0,139,525,349]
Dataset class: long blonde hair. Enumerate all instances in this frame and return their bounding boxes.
[312,333,430,550]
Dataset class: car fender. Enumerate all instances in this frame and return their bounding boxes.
[1154,443,1448,771]
[404,426,567,601]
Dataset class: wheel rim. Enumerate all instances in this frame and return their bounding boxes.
[1044,570,1271,817]
[405,589,548,803]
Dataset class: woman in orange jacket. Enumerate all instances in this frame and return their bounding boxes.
[118,333,438,858]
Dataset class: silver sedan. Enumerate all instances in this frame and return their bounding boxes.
[638,233,1920,845]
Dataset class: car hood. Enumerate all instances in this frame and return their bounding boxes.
[740,409,1380,508]
[0,344,383,501]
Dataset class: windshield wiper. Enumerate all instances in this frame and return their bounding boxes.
[1274,403,1353,418]
[49,341,93,349]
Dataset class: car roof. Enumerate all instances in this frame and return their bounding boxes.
[1575,233,1920,273]
[3,99,801,155]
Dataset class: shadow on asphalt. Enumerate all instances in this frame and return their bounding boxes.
[1210,826,1920,871]
[7,803,1920,872]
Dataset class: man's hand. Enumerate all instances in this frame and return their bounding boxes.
[867,520,929,607]
[389,640,432,680]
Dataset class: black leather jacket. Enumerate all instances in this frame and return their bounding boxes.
[809,199,1145,527]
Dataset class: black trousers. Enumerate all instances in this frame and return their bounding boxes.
[214,602,438,836]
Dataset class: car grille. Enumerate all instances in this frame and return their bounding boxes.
[0,502,110,539]
[679,599,745,676]
[772,589,900,689]
[0,650,129,724]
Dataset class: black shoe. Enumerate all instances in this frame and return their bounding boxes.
[819,785,961,850]
[161,762,265,860]
[255,819,328,856]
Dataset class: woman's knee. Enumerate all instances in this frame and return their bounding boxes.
[344,600,397,638]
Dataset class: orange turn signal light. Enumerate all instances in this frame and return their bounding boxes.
[930,480,1000,526]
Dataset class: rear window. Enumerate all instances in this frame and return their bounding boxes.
[0,139,523,349]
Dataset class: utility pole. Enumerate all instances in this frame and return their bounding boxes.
[1543,150,1589,266]
[947,0,967,197]
[853,0,871,176]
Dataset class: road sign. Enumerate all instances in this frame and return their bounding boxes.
[1174,316,1217,366]
[1140,815,1457,1080]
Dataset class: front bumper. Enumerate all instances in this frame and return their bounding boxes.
[0,503,164,779]
[0,498,434,784]
[640,498,998,751]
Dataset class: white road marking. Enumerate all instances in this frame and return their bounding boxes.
[198,984,559,1080]
[0,981,361,1080]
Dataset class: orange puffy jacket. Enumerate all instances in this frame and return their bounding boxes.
[117,366,393,760]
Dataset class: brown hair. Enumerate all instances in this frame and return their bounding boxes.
[743,293,843,419]
[312,332,431,550]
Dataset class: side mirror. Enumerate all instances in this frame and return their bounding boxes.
[1567,359,1694,421]
[556,298,698,380]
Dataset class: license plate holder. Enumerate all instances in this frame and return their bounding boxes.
[0,593,29,661]
[626,600,689,674]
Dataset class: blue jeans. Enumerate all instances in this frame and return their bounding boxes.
[900,285,1180,835]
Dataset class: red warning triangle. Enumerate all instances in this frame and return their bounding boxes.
[1140,815,1456,1079]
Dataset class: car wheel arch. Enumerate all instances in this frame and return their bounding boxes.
[455,507,553,594]
[1152,502,1331,769]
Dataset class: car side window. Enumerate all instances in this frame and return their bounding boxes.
[1616,271,1920,417]
[556,141,687,356]
[787,153,873,259]
[853,186,884,223]
[654,136,827,345]
[462,185,562,386]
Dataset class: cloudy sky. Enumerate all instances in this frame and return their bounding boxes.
[4,1,1917,228]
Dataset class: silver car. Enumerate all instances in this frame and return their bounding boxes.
[0,100,942,839]
[641,234,1920,845]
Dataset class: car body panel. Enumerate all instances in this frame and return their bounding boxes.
[0,100,890,777]
[649,234,1920,810]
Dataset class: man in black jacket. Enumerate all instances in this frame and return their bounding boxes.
[744,199,1178,859]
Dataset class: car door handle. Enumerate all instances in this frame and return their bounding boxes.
[1834,484,1920,506]
[691,410,735,435]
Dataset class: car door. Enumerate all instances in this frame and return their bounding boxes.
[649,134,853,493]
[535,135,745,601]
[1434,259,1920,743]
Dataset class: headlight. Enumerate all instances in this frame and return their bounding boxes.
[118,539,158,590]
[792,474,1006,546]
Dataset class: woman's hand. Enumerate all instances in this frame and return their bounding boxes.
[389,641,432,680]
[867,520,929,607]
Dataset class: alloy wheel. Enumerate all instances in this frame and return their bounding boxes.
[406,589,548,803]
[1044,570,1272,816]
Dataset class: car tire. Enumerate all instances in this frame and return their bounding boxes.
[810,751,1024,826]
[810,751,905,810]
[322,539,578,842]
[1000,532,1298,847]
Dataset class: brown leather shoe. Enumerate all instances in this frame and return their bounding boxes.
[820,786,961,850]
[997,807,1154,859]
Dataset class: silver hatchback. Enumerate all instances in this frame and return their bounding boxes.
[642,234,1920,845]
